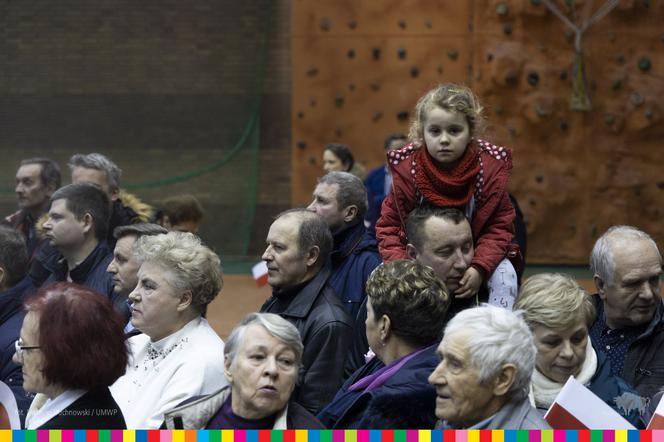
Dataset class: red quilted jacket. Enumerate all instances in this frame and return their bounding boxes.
[375,139,518,279]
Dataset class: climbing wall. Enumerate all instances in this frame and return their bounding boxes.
[292,0,664,264]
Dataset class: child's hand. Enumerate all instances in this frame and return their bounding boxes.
[455,267,482,299]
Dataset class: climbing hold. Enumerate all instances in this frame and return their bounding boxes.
[495,105,504,115]
[425,20,433,29]
[645,108,654,119]
[306,67,319,77]
[604,114,615,126]
[308,157,317,165]
[372,112,383,122]
[398,19,407,29]
[611,79,622,91]
[535,175,544,183]
[370,82,381,92]
[410,66,419,78]
[437,65,444,74]
[527,71,539,86]
[535,104,550,118]
[559,119,568,131]
[397,48,407,60]
[503,23,513,35]
[657,181,664,189]
[348,84,356,92]
[335,128,343,137]
[347,20,357,30]
[372,48,381,60]
[638,56,652,71]
[616,54,626,64]
[334,95,344,108]
[487,53,494,62]
[630,92,644,106]
[528,197,536,206]
[560,70,568,81]
[297,112,304,119]
[447,49,459,61]
[397,111,409,121]
[496,3,509,16]
[319,18,331,31]
[297,141,307,149]
[347,49,355,59]
[309,98,317,107]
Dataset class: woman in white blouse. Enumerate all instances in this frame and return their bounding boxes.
[110,231,227,429]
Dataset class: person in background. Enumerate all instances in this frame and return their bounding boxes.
[110,232,227,428]
[16,282,128,429]
[515,273,643,427]
[364,134,407,237]
[318,260,449,429]
[155,194,205,234]
[163,313,323,429]
[322,143,366,180]
[3,158,61,256]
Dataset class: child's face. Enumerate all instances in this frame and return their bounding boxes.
[423,106,471,169]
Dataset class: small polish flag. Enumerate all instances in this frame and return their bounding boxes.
[544,376,635,429]
[648,393,664,429]
[252,261,269,288]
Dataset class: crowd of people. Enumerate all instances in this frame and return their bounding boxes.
[0,83,662,429]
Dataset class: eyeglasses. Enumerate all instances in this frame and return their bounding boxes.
[14,340,40,358]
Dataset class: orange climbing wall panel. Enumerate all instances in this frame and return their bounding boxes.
[291,0,664,264]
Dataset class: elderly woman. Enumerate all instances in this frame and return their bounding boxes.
[515,273,642,427]
[428,304,549,429]
[318,260,449,428]
[162,313,323,429]
[110,231,227,429]
[15,282,127,429]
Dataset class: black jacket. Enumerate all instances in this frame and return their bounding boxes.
[0,276,34,422]
[35,388,126,429]
[260,267,353,415]
[591,297,664,399]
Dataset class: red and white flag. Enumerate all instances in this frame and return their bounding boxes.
[648,394,664,429]
[544,376,635,429]
[252,261,269,288]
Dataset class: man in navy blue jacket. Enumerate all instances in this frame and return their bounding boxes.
[0,225,35,423]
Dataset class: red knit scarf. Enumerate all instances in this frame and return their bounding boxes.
[414,143,480,207]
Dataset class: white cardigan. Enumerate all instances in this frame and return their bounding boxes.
[110,317,227,429]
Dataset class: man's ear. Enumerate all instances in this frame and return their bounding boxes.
[342,205,358,224]
[594,274,607,300]
[406,243,418,260]
[82,213,94,235]
[176,291,193,312]
[492,363,517,398]
[305,246,320,268]
[110,188,120,202]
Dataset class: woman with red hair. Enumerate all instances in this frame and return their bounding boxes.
[14,282,128,429]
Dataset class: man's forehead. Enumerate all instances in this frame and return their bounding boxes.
[424,216,472,242]
[72,166,108,185]
[314,182,339,197]
[49,198,70,213]
[268,215,301,240]
[612,240,661,275]
[17,163,42,178]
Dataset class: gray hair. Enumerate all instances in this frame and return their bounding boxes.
[68,153,122,192]
[318,171,368,220]
[135,231,223,313]
[20,157,62,190]
[590,225,661,287]
[224,313,303,369]
[113,223,168,240]
[275,209,332,267]
[445,305,536,401]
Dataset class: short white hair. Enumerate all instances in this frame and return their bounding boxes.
[445,305,536,400]
[590,226,661,287]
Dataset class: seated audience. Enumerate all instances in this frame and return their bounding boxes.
[155,194,205,234]
[163,313,323,429]
[589,226,663,399]
[0,226,34,419]
[15,282,127,429]
[515,273,643,427]
[110,231,227,428]
[318,260,449,428]
[428,305,549,429]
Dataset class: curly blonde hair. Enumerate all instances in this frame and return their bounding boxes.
[408,83,486,141]
[135,231,223,312]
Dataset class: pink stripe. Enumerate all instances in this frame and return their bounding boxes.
[553,430,566,442]
[160,430,172,442]
[603,430,614,442]
[333,430,344,442]
[111,430,123,442]
[62,430,74,442]
[652,431,664,442]
[358,430,369,442]
[529,430,540,442]
[236,431,246,442]
[456,431,468,442]
[37,430,49,442]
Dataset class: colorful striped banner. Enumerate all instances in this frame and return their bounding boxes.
[0,431,661,442]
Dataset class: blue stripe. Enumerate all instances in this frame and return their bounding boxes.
[505,430,518,442]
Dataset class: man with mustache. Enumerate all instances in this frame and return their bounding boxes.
[589,225,663,399]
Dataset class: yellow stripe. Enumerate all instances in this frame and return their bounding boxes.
[50,430,61,442]
[173,430,185,442]
[468,430,480,442]
[0,430,11,442]
[345,430,357,442]
[123,430,136,442]
[615,430,628,442]
[419,430,431,442]
[295,430,308,442]
[222,430,234,442]
[492,430,504,442]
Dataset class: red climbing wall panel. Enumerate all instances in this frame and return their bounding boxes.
[291,0,664,264]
